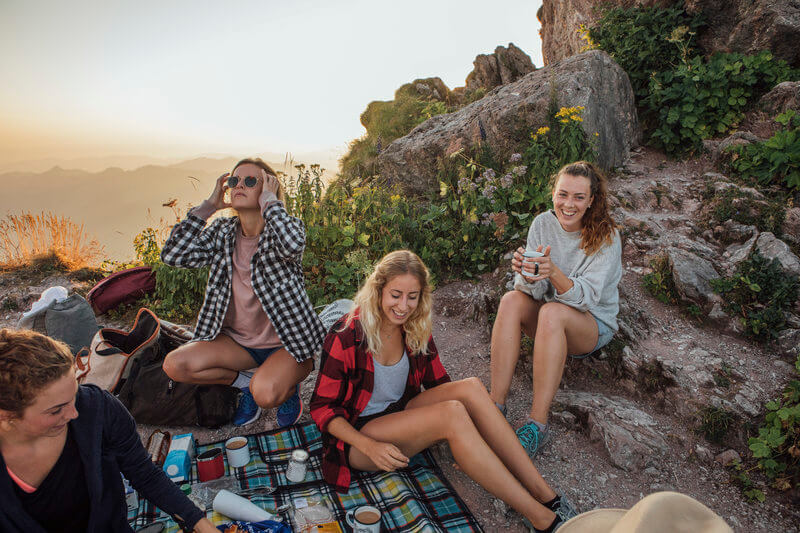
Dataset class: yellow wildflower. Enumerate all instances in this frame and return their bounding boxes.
[536,126,550,135]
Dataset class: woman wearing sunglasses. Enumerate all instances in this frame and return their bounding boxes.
[161,158,325,427]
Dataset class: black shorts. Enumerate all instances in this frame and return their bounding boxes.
[345,399,407,467]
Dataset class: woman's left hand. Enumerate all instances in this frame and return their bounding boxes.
[263,173,280,195]
[192,518,219,532]
[521,245,552,282]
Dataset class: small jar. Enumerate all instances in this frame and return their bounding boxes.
[285,449,309,483]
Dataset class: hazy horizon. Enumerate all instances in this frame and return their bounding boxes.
[1,1,544,170]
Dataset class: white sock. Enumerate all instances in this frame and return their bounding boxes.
[231,372,252,390]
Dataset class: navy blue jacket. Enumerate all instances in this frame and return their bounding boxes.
[0,384,204,532]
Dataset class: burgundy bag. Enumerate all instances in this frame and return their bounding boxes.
[87,266,156,314]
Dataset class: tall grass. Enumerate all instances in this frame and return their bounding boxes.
[0,211,105,270]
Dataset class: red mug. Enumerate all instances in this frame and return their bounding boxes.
[196,448,224,482]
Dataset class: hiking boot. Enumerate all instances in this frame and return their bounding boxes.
[233,389,262,426]
[516,421,551,457]
[551,495,578,522]
[276,385,303,428]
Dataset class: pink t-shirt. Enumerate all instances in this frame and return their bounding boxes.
[221,227,282,349]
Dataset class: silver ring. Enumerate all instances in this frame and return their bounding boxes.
[534,263,539,276]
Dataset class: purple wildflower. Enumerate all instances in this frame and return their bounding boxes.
[512,165,528,177]
[500,173,514,188]
[510,153,522,162]
[482,183,496,200]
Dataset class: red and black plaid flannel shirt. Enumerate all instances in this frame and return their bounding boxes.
[309,312,451,493]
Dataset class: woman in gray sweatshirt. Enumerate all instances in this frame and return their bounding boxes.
[489,161,622,457]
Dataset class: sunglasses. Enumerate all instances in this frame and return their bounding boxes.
[227,176,259,188]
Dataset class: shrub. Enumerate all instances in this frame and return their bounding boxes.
[588,5,800,156]
[0,211,104,270]
[587,5,704,105]
[710,251,800,339]
[748,354,800,492]
[702,184,785,236]
[727,110,800,192]
[697,406,737,444]
[645,51,798,155]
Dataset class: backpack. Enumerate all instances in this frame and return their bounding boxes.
[78,308,238,428]
[86,266,156,315]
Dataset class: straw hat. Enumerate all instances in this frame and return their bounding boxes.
[559,492,733,533]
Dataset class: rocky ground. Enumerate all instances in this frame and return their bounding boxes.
[2,148,799,532]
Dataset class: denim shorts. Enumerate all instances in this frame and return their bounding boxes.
[570,314,615,360]
[242,345,281,365]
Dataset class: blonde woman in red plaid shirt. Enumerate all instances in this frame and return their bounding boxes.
[310,250,575,533]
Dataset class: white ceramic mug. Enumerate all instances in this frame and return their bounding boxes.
[346,505,382,533]
[225,436,250,469]
[522,249,544,278]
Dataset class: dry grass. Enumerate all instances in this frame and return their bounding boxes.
[0,211,105,271]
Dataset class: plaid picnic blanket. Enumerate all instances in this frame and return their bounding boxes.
[128,421,484,532]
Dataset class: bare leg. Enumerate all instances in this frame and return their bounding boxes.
[162,335,255,385]
[530,302,598,424]
[250,349,313,409]
[408,378,557,503]
[349,400,557,530]
[490,290,542,406]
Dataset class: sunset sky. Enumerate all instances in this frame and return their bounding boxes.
[1,0,544,170]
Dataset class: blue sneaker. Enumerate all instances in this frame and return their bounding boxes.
[233,389,262,426]
[516,421,551,457]
[276,385,303,428]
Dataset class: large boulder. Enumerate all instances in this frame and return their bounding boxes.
[376,50,639,197]
[539,1,800,68]
[463,43,536,94]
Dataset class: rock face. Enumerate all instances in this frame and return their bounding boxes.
[464,43,535,94]
[755,232,800,276]
[759,81,800,116]
[666,247,720,307]
[376,51,639,197]
[554,391,669,472]
[539,0,800,68]
[686,0,800,68]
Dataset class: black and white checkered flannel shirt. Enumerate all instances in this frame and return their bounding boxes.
[160,202,325,363]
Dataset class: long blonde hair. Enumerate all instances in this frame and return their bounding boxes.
[345,250,433,356]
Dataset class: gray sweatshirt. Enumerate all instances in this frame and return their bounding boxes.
[514,210,622,331]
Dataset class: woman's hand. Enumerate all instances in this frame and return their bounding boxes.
[518,245,552,283]
[361,438,409,472]
[193,518,219,533]
[263,173,280,195]
[206,173,232,211]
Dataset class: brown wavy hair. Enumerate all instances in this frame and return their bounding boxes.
[0,329,74,417]
[345,250,433,356]
[552,161,617,255]
[232,157,285,203]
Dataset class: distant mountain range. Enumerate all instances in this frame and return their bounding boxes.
[1,154,339,261]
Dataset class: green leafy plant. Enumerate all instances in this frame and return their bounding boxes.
[729,461,767,503]
[703,184,786,236]
[696,406,737,444]
[588,5,704,105]
[645,51,798,155]
[642,255,679,304]
[748,354,800,491]
[710,251,800,339]
[727,110,800,192]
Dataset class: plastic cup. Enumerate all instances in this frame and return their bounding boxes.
[212,489,273,522]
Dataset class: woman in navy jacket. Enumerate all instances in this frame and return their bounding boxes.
[0,328,217,533]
